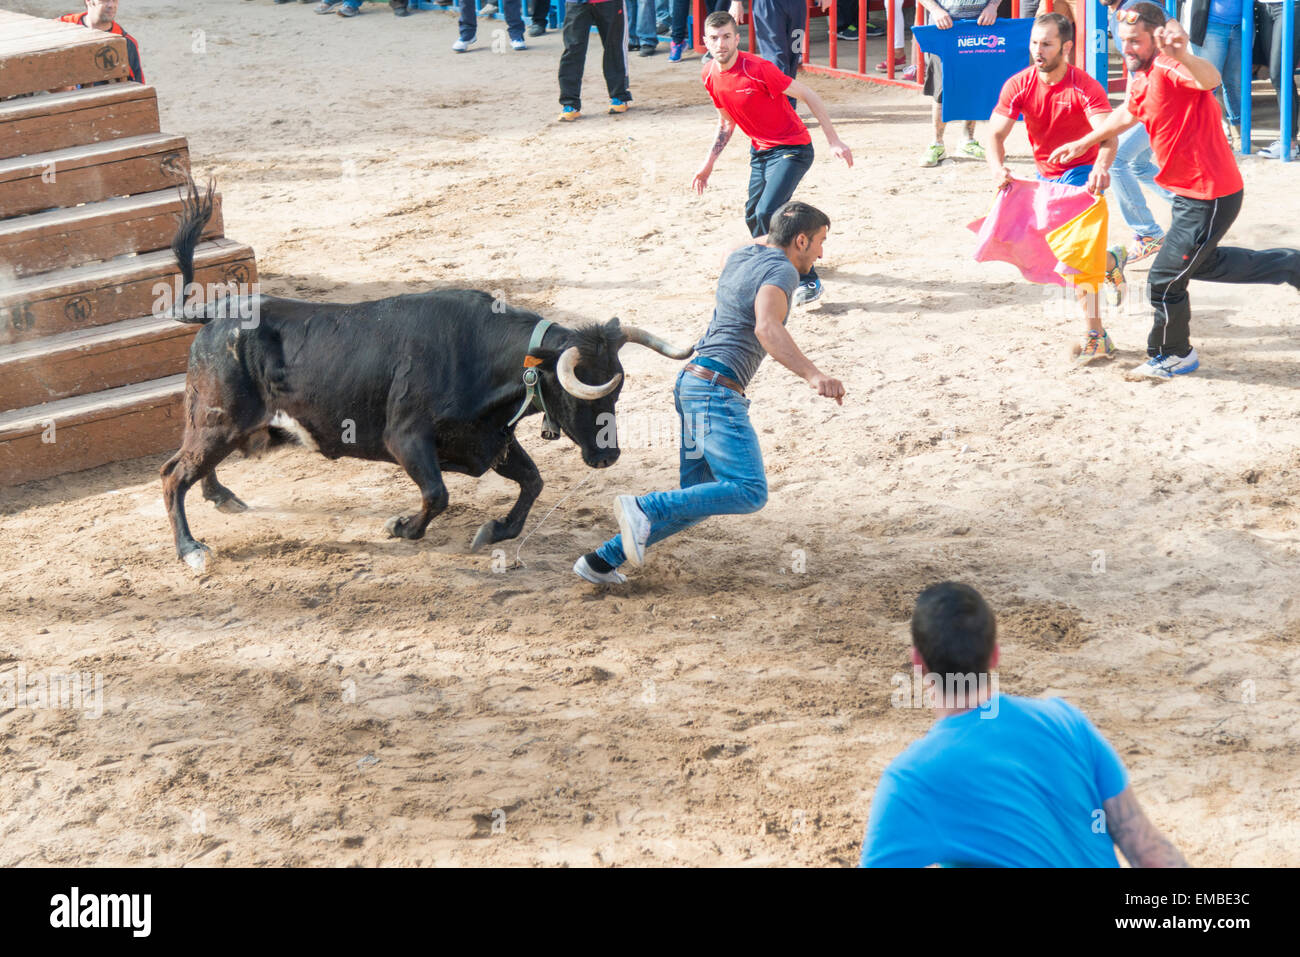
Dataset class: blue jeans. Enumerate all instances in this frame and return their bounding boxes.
[461,0,525,41]
[595,370,768,568]
[1038,164,1093,188]
[1108,123,1172,240]
[635,0,659,45]
[1192,20,1242,129]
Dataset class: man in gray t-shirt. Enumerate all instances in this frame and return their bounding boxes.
[574,202,847,585]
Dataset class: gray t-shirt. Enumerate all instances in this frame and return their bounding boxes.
[934,0,991,19]
[693,244,800,389]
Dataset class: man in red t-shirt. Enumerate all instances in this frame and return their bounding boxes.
[985,13,1127,367]
[1053,2,1300,380]
[59,0,144,85]
[691,11,853,306]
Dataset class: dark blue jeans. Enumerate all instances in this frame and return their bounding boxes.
[746,142,816,281]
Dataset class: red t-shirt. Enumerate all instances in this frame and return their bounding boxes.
[994,65,1111,179]
[1127,55,1242,200]
[59,12,144,83]
[702,52,811,152]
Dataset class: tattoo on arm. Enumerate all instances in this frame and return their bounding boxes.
[709,122,734,162]
[1104,789,1189,868]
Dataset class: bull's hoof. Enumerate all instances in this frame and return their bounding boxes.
[181,543,212,575]
[470,521,497,553]
[215,494,248,514]
[384,515,424,540]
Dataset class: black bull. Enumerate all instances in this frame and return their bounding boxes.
[161,184,689,572]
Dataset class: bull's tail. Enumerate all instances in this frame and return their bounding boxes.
[170,173,217,324]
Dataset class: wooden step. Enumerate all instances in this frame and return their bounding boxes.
[0,186,223,279]
[0,374,185,487]
[0,238,256,345]
[0,84,160,160]
[0,132,188,218]
[0,17,131,99]
[0,314,199,412]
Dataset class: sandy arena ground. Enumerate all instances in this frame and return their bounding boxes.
[2,0,1298,866]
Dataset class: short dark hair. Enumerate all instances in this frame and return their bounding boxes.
[1034,12,1073,47]
[911,582,997,677]
[704,10,737,32]
[1117,1,1168,31]
[768,201,830,248]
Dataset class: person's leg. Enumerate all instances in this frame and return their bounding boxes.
[1020,0,1040,16]
[1144,193,1241,362]
[637,0,658,48]
[753,144,816,281]
[1221,23,1242,130]
[1109,124,1167,242]
[559,3,593,110]
[530,0,549,28]
[671,0,689,44]
[1267,4,1299,142]
[1184,190,1300,288]
[458,0,477,41]
[504,0,525,41]
[596,0,633,103]
[921,55,947,166]
[744,147,769,237]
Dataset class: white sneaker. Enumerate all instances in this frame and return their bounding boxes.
[511,38,527,50]
[479,2,497,13]
[573,555,627,585]
[614,494,651,566]
[1125,348,1199,380]
[1257,138,1297,159]
[452,36,475,52]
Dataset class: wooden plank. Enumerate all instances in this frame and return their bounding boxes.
[0,374,185,486]
[0,239,256,344]
[0,32,131,99]
[0,133,189,218]
[0,187,224,279]
[0,84,159,160]
[0,315,197,411]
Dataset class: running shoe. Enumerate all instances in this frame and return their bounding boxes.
[864,21,885,36]
[557,105,580,122]
[1125,348,1199,380]
[614,495,651,566]
[609,98,630,114]
[1105,244,1127,307]
[512,38,527,50]
[837,26,859,41]
[959,139,986,160]
[527,22,546,36]
[315,0,343,11]
[337,3,360,15]
[573,554,627,585]
[920,142,945,168]
[1074,330,1117,366]
[1258,138,1298,159]
[1126,234,1163,265]
[793,276,823,306]
[452,36,475,51]
[668,40,685,61]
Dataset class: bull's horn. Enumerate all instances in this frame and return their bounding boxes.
[556,346,622,400]
[619,325,693,360]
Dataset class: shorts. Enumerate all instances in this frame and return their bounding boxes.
[1038,164,1095,188]
[923,53,942,102]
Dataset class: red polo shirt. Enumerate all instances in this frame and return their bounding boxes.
[1126,54,1242,200]
[995,65,1112,178]
[702,51,811,152]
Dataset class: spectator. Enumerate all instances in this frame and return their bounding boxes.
[1178,0,1244,150]
[1098,0,1171,264]
[729,0,832,101]
[1254,0,1300,157]
[454,0,528,49]
[917,0,997,167]
[316,0,411,14]
[58,0,143,84]
[668,0,692,60]
[557,0,632,121]
[861,582,1189,867]
[870,0,914,79]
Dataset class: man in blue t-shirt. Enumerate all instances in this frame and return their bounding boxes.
[861,582,1188,867]
[572,202,846,584]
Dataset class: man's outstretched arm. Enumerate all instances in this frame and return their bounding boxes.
[785,80,854,167]
[753,285,845,403]
[1103,787,1188,867]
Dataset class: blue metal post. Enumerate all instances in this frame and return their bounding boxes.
[1285,0,1295,161]
[1242,0,1253,153]
[1090,0,1109,86]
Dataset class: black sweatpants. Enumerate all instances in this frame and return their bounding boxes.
[1147,189,1300,357]
[531,0,550,27]
[558,0,631,111]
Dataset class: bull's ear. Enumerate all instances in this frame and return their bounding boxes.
[605,316,623,336]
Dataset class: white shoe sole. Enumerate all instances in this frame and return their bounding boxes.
[573,557,627,585]
[614,495,648,567]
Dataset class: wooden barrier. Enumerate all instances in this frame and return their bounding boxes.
[0,12,258,487]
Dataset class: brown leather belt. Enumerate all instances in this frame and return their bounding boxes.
[683,363,745,396]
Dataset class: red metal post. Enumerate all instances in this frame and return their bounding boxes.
[1073,0,1087,67]
[693,0,704,53]
[1011,0,1019,15]
[859,0,868,74]
[830,0,839,68]
[915,0,926,88]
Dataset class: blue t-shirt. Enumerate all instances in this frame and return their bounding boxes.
[1208,0,1243,25]
[914,18,1035,122]
[860,695,1129,867]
